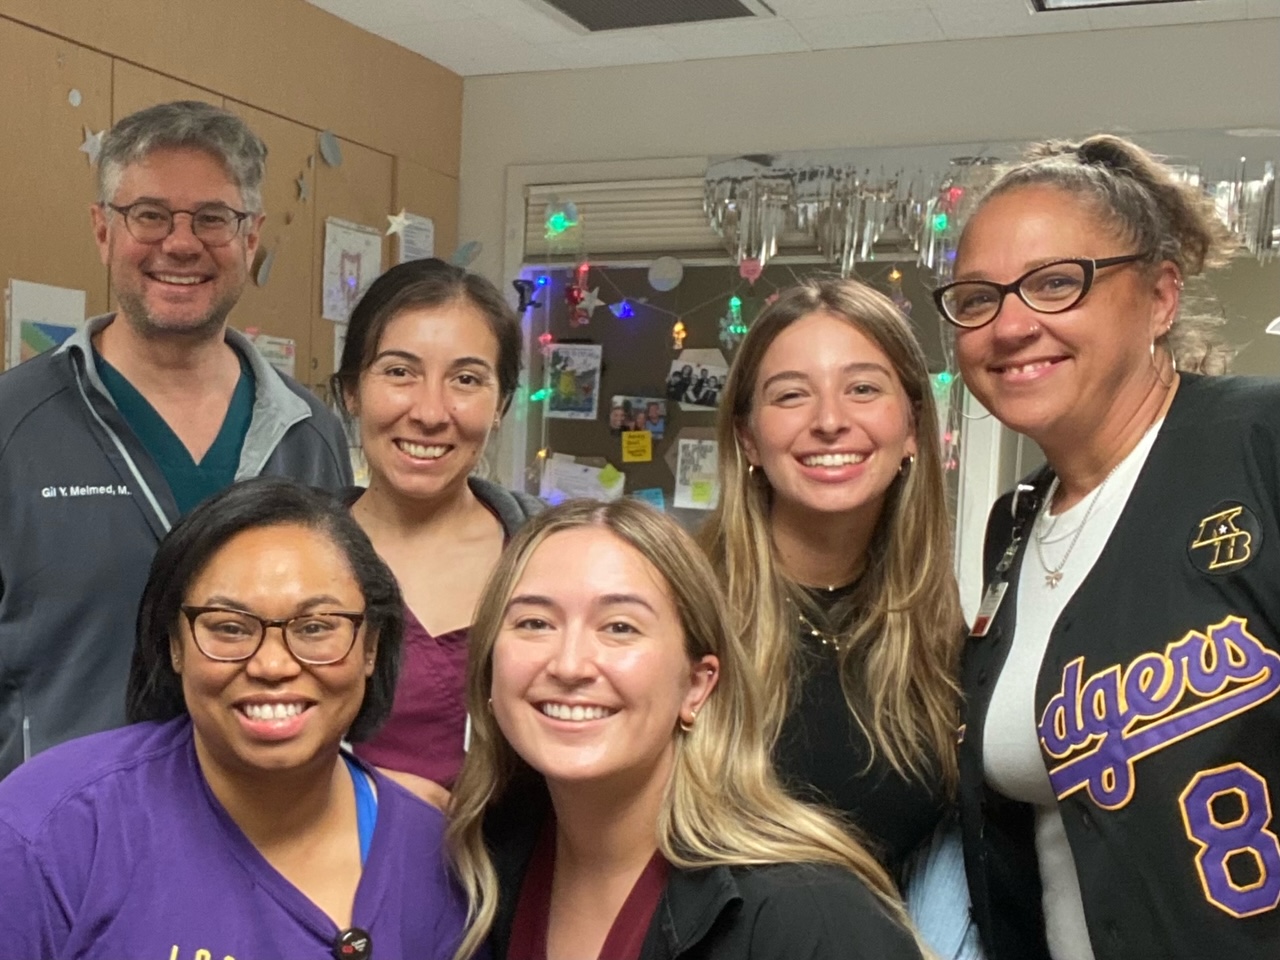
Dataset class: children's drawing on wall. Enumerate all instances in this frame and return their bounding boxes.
[545,343,603,420]
[609,396,666,438]
[322,217,383,322]
[665,359,726,411]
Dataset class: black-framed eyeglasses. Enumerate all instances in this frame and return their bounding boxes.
[932,253,1151,329]
[107,201,251,247]
[180,605,366,666]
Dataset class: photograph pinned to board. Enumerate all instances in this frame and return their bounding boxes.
[545,343,603,420]
[322,217,383,322]
[665,348,728,411]
[674,437,720,510]
[5,279,86,370]
[539,453,625,504]
[609,395,666,438]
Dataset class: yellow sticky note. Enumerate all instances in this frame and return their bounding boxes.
[621,430,653,463]
[691,479,714,503]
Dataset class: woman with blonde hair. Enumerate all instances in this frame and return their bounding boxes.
[700,277,967,885]
[447,498,923,960]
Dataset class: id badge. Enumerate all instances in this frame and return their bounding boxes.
[971,581,1008,637]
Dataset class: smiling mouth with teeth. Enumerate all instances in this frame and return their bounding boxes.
[150,274,208,285]
[239,702,308,722]
[801,453,868,468]
[396,440,450,460]
[539,702,616,722]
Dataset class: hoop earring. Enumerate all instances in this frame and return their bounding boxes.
[899,454,915,476]
[1151,339,1175,388]
[747,464,756,478]
[679,708,698,734]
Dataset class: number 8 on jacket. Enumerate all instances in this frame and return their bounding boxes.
[1179,763,1280,917]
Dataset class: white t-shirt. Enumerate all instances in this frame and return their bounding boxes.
[982,420,1163,960]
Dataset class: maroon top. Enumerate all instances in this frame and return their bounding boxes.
[508,819,669,960]
[352,606,470,787]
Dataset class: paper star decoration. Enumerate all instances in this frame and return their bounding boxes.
[79,126,104,165]
[386,209,410,237]
[579,287,604,316]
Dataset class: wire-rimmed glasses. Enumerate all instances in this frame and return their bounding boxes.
[107,201,251,247]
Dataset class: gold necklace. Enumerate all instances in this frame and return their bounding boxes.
[794,606,843,649]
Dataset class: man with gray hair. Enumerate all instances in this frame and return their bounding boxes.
[0,101,352,777]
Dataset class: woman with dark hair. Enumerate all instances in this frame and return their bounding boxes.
[939,135,1279,960]
[332,258,540,808]
[0,477,467,959]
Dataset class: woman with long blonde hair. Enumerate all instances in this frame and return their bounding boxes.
[700,277,967,882]
[447,498,923,960]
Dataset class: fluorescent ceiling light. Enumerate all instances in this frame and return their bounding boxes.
[1033,0,1194,9]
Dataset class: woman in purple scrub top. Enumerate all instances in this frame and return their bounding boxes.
[0,477,467,960]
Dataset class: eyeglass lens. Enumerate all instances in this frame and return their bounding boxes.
[124,203,241,245]
[191,609,357,664]
[941,261,1088,327]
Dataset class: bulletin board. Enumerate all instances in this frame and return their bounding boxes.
[525,260,946,523]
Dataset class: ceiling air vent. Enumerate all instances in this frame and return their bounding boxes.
[530,0,770,32]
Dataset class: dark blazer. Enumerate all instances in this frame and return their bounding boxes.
[485,777,923,960]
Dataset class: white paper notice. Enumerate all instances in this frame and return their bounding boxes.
[397,213,435,264]
[673,438,720,510]
[334,322,349,372]
[322,218,383,322]
[539,458,625,504]
[243,331,296,378]
[5,280,87,370]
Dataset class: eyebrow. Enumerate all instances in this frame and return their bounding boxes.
[506,592,658,615]
[760,361,892,391]
[952,257,1077,282]
[122,196,232,208]
[370,350,495,372]
[198,594,350,613]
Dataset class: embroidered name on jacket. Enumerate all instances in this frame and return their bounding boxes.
[1038,615,1280,809]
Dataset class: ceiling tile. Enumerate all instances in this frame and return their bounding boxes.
[444,39,569,74]
[767,0,930,14]
[654,18,810,58]
[394,15,528,50]
[1088,0,1250,28]
[931,1,1093,39]
[790,9,944,48]
[534,31,685,69]
[466,0,586,42]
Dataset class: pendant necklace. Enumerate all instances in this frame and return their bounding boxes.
[1034,462,1122,589]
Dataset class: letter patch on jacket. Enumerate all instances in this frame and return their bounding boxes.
[1188,501,1261,574]
[1037,616,1280,809]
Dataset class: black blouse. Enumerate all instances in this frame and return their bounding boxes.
[773,590,946,881]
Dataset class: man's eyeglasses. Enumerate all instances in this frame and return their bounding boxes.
[932,253,1150,329]
[107,201,251,247]
[180,606,366,666]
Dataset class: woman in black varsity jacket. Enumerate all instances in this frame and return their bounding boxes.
[935,134,1280,960]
